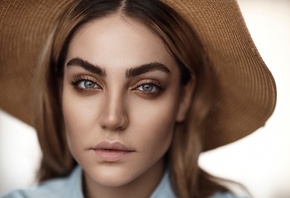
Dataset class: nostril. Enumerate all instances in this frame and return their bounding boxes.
[100,121,127,131]
[98,96,129,131]
[99,110,129,131]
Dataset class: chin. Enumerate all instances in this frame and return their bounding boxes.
[86,165,140,188]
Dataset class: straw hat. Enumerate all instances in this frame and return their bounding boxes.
[0,0,276,151]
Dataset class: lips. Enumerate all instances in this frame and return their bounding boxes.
[92,141,135,162]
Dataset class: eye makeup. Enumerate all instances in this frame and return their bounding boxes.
[131,79,165,96]
[69,75,101,94]
[65,58,171,97]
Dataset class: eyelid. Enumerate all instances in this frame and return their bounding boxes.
[69,75,102,91]
[132,79,165,94]
[134,80,163,88]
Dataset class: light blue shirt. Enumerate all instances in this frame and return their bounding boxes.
[1,166,243,198]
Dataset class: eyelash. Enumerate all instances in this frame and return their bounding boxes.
[70,76,101,92]
[69,76,164,95]
[132,80,164,95]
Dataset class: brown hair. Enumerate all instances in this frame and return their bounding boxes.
[35,0,230,197]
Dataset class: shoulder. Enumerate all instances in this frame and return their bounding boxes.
[211,192,249,198]
[1,166,83,198]
[1,180,65,198]
[1,187,61,198]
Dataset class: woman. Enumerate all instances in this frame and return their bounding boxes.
[0,0,276,197]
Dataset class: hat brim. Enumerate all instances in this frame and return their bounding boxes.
[0,0,276,151]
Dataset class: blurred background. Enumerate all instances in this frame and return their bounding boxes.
[0,0,289,197]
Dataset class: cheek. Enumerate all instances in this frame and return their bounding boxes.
[61,85,100,153]
[129,94,180,157]
[140,114,175,157]
[62,80,101,126]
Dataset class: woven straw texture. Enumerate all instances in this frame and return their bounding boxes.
[0,0,276,151]
[162,0,276,150]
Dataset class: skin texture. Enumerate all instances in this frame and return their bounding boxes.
[62,14,194,198]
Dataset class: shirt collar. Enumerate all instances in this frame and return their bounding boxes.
[150,169,176,198]
[66,166,176,198]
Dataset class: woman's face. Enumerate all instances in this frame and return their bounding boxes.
[62,14,193,190]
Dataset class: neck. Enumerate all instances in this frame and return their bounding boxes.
[83,159,165,198]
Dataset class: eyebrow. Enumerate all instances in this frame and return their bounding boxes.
[126,62,171,78]
[66,58,106,77]
[66,58,170,78]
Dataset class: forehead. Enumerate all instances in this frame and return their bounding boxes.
[66,14,178,72]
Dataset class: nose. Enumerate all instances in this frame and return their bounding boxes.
[99,92,129,131]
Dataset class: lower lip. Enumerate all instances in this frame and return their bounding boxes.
[94,149,133,162]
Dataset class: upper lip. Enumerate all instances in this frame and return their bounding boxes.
[93,140,135,152]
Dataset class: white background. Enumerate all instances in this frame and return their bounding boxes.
[0,0,289,197]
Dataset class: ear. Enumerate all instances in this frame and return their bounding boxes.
[176,77,195,122]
